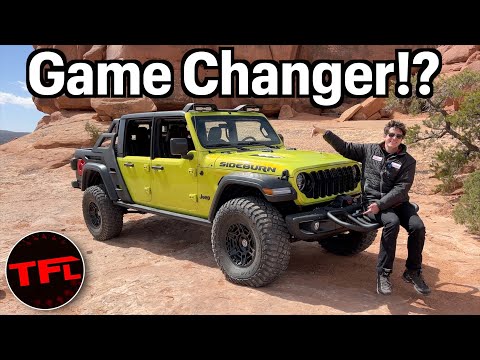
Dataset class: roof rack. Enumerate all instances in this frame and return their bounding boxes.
[183,103,262,113]
[183,103,218,112]
[233,104,262,112]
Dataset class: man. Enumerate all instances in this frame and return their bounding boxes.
[311,120,431,296]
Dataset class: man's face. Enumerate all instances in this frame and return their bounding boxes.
[384,127,404,149]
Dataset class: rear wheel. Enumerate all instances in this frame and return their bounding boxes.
[319,230,377,255]
[211,196,291,287]
[82,185,123,241]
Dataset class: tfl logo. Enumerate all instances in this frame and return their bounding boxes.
[6,231,85,310]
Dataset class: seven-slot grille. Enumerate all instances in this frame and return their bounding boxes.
[301,165,361,199]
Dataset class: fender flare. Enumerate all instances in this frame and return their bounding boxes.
[208,172,296,222]
[82,163,119,201]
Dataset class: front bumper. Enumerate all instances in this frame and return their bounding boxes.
[285,203,381,241]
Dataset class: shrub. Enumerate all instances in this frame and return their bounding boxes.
[453,171,480,234]
[430,146,469,193]
[85,121,102,146]
[388,70,480,193]
[385,76,428,115]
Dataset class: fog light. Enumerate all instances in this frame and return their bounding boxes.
[311,221,320,231]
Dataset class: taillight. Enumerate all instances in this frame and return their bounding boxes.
[77,159,86,176]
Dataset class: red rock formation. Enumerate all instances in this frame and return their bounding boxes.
[438,45,480,76]
[91,97,157,121]
[31,45,439,124]
[33,97,58,115]
[13,45,479,169]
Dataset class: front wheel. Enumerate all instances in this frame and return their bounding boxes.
[211,196,291,287]
[319,230,378,256]
[82,185,124,241]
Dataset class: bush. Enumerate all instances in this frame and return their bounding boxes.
[430,146,469,193]
[385,76,428,115]
[388,70,480,193]
[453,171,480,234]
[85,121,102,146]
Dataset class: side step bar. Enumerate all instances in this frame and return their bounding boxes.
[115,201,212,227]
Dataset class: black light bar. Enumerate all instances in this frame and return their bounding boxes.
[183,103,218,112]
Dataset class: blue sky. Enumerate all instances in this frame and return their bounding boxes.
[0,45,46,132]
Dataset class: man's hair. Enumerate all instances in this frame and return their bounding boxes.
[384,120,407,136]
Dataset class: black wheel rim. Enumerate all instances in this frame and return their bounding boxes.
[226,223,255,267]
[88,202,101,228]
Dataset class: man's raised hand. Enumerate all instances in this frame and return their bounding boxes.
[311,125,327,138]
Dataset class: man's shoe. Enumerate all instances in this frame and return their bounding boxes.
[402,269,431,295]
[377,269,393,295]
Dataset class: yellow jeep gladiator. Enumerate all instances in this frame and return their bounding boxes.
[71,103,380,287]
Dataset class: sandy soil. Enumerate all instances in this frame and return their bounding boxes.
[1,116,479,315]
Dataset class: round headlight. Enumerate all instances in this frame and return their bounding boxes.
[296,173,306,191]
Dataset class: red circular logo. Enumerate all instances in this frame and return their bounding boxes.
[5,231,85,310]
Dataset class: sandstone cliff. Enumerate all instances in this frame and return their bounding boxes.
[3,45,477,170]
[437,45,480,75]
[32,45,434,120]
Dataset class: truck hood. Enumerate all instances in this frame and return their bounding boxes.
[209,148,358,176]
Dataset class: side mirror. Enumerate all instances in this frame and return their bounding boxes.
[170,138,193,160]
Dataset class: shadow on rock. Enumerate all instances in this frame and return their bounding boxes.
[258,242,480,314]
[105,214,216,268]
[101,215,480,314]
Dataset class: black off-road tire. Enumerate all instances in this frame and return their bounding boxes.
[82,185,123,241]
[211,196,291,287]
[319,229,378,256]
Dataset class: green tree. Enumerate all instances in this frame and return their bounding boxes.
[453,171,480,234]
[387,70,480,193]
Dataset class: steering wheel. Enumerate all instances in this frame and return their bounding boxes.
[241,136,257,142]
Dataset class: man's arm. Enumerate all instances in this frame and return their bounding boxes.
[311,125,367,162]
[375,161,416,211]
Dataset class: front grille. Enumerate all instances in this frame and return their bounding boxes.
[301,164,361,199]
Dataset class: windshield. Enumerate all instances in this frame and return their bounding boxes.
[192,115,282,149]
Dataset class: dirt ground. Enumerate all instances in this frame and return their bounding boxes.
[1,116,479,315]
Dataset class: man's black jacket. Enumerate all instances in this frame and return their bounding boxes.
[323,130,416,211]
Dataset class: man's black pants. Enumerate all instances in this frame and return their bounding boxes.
[369,202,426,274]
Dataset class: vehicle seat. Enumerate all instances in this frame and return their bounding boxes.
[178,126,195,151]
[134,127,150,157]
[165,125,182,158]
[196,125,208,146]
[207,127,226,144]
